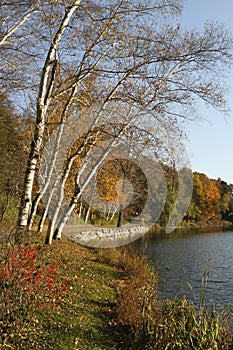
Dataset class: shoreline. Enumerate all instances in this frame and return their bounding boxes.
[63,219,233,248]
[150,219,233,234]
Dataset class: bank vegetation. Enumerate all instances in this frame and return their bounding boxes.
[0,231,232,349]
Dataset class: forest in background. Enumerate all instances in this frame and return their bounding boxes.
[1,93,232,231]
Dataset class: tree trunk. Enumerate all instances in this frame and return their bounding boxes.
[37,207,47,233]
[17,1,82,231]
[53,126,128,242]
[37,179,58,233]
[78,198,83,218]
[117,204,123,227]
[28,192,42,230]
[110,204,119,222]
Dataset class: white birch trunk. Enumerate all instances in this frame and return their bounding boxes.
[28,192,42,231]
[106,204,110,221]
[85,194,93,223]
[46,138,89,241]
[37,176,60,233]
[47,99,117,241]
[109,204,120,221]
[78,198,83,218]
[28,118,66,230]
[85,205,91,223]
[37,208,47,233]
[45,215,57,245]
[17,2,82,230]
[53,125,130,241]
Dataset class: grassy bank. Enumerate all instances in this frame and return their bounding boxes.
[0,231,232,349]
[0,233,125,349]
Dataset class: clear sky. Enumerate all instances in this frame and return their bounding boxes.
[180,0,233,184]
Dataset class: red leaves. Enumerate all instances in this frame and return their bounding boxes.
[0,246,69,311]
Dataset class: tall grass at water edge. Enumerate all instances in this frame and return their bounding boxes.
[113,251,233,350]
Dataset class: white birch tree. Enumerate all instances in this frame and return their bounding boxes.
[17,1,82,231]
[1,1,232,242]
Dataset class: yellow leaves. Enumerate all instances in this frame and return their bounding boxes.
[191,173,221,220]
[97,161,121,202]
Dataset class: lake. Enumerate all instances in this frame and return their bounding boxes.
[127,228,233,310]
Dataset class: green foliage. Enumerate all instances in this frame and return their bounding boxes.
[159,169,233,226]
[0,94,29,225]
[0,193,19,225]
[218,179,233,221]
[139,298,232,350]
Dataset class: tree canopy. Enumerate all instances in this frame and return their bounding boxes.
[1,0,233,243]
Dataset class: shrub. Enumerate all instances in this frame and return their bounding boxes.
[0,244,69,347]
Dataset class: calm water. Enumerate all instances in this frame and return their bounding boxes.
[127,228,233,309]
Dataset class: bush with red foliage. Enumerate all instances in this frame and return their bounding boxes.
[0,245,69,342]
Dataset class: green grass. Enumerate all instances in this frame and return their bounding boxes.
[0,235,125,349]
[0,194,18,226]
[1,231,233,350]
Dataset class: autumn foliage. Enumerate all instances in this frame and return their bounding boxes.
[0,244,69,344]
[186,173,232,222]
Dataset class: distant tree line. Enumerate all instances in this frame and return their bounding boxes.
[160,168,233,226]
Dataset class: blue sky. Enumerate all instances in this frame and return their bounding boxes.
[180,0,233,184]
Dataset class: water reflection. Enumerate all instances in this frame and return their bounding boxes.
[127,228,233,310]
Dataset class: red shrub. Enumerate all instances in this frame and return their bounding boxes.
[0,245,69,327]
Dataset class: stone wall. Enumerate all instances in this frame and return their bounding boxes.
[68,225,148,248]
